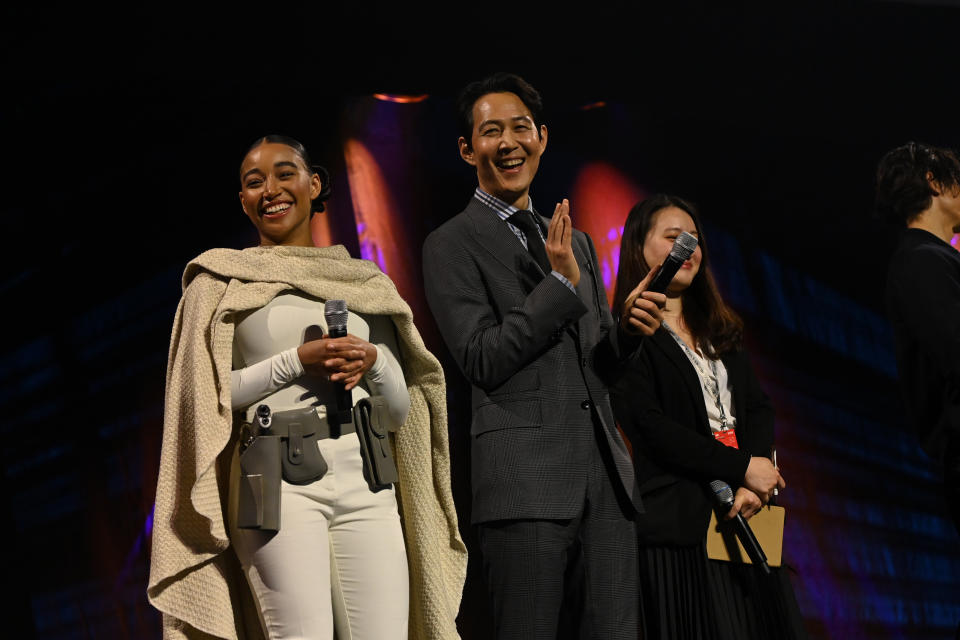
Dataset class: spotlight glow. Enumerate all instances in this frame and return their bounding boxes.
[570,162,646,307]
[310,202,334,247]
[579,101,607,111]
[372,93,429,104]
[342,138,417,300]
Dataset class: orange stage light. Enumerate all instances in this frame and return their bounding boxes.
[579,101,608,111]
[570,162,646,308]
[310,201,334,248]
[372,93,429,104]
[342,138,418,301]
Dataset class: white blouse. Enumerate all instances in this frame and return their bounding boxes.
[662,323,737,434]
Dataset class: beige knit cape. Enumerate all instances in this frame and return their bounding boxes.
[148,245,466,639]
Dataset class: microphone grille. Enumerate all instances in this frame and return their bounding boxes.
[669,231,699,261]
[324,299,348,327]
[709,480,734,505]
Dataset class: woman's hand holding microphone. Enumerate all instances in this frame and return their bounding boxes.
[298,335,378,390]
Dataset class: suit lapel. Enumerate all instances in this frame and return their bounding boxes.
[466,199,542,275]
[571,230,592,344]
[651,330,711,433]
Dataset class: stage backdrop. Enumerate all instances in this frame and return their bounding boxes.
[4,89,959,639]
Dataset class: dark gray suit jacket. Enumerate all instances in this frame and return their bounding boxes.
[422,197,640,523]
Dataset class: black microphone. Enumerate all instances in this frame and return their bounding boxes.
[648,231,698,293]
[324,300,353,425]
[709,480,771,575]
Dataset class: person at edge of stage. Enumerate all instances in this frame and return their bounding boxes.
[878,141,960,537]
[610,194,806,640]
[421,72,666,639]
[147,135,466,640]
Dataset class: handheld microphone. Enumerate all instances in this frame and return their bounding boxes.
[648,231,698,294]
[709,480,771,575]
[324,300,353,425]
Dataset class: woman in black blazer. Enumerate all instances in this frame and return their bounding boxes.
[611,194,806,640]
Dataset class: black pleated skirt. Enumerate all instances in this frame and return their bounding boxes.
[639,544,807,640]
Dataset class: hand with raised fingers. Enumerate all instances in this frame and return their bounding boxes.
[545,198,580,287]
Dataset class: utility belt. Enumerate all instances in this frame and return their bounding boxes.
[236,396,398,531]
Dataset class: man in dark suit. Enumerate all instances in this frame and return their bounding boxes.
[422,73,664,639]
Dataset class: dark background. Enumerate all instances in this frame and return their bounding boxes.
[3,2,960,638]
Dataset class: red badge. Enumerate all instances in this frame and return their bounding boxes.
[713,429,739,449]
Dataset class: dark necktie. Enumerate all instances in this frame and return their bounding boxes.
[509,210,552,275]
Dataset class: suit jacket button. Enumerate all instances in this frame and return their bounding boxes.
[580,400,591,410]
[581,357,587,368]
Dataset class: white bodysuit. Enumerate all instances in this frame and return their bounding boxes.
[229,291,411,640]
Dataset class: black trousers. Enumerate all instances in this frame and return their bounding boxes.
[476,439,638,640]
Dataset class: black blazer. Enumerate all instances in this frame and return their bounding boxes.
[611,329,774,545]
[885,228,960,459]
[423,197,640,523]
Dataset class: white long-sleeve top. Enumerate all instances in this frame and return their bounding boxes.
[230,292,410,428]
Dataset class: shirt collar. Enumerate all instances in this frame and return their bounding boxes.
[473,187,534,222]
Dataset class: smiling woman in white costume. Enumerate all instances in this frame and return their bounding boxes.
[147,135,465,640]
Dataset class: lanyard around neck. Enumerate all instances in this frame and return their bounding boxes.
[662,321,731,431]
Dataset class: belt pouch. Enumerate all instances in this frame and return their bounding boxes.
[237,434,282,531]
[280,411,328,486]
[354,396,399,492]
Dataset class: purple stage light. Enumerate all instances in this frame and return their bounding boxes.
[569,162,647,307]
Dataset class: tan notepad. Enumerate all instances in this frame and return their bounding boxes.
[706,505,785,567]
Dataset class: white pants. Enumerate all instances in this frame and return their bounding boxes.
[231,432,409,640]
